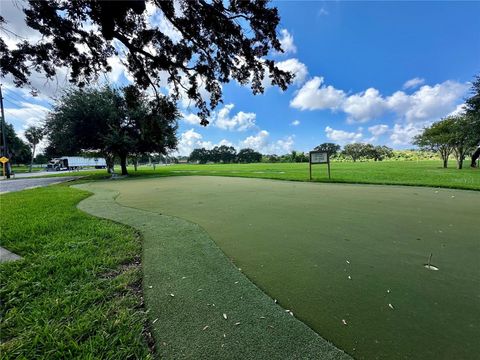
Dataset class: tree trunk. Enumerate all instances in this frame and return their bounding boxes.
[120,154,128,175]
[29,144,35,173]
[134,160,138,171]
[442,157,448,168]
[471,147,480,167]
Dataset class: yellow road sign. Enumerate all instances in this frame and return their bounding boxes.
[0,156,9,164]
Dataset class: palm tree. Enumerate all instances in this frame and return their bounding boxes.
[24,125,44,172]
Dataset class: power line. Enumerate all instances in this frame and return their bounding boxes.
[3,97,48,119]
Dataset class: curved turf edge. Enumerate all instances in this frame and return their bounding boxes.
[74,183,352,359]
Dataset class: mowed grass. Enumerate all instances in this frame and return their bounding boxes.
[95,176,480,359]
[27,161,480,190]
[0,185,152,359]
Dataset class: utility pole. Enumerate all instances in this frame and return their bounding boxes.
[0,84,11,178]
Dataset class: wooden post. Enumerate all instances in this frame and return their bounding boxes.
[327,154,331,179]
[309,152,312,181]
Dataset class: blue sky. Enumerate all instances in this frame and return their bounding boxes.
[2,1,479,155]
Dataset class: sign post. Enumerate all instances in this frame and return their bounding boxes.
[309,151,330,181]
[0,156,9,178]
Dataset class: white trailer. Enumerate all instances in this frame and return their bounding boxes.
[46,156,107,171]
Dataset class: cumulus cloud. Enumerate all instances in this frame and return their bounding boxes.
[240,130,295,154]
[213,104,256,131]
[366,124,390,143]
[448,103,466,116]
[291,77,468,126]
[368,124,389,137]
[291,119,301,126]
[276,58,309,86]
[290,77,345,110]
[180,112,201,125]
[278,29,297,54]
[175,129,214,156]
[391,81,468,123]
[325,126,363,145]
[403,77,425,89]
[390,123,425,145]
[343,88,386,123]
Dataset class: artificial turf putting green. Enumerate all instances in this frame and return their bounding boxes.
[75,183,351,360]
[78,177,480,359]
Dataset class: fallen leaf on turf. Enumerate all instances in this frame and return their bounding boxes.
[387,289,391,293]
[197,289,203,292]
[182,276,187,279]
[274,299,277,303]
[346,260,350,264]
[260,316,266,319]
[152,318,158,324]
[268,325,274,329]
[234,322,241,326]
[234,281,239,284]
[342,319,348,325]
[170,293,175,297]
[203,325,209,331]
[388,303,394,310]
[223,313,228,320]
[148,286,153,289]
[348,275,352,280]
[223,334,226,338]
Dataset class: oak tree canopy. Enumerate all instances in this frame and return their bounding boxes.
[0,0,293,125]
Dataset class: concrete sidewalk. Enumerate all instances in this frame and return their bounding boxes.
[0,176,78,194]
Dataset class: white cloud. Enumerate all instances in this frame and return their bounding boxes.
[3,100,50,152]
[325,126,363,145]
[274,135,295,154]
[291,119,301,126]
[218,139,233,147]
[448,103,466,116]
[241,130,270,151]
[276,58,309,86]
[403,77,425,89]
[395,81,468,123]
[146,1,182,43]
[240,130,295,154]
[368,124,389,137]
[343,88,386,123]
[213,104,256,131]
[175,129,213,156]
[390,123,425,145]
[366,124,389,143]
[290,77,345,110]
[291,77,468,130]
[278,29,297,54]
[181,112,201,125]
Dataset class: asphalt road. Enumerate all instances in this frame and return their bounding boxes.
[0,176,78,194]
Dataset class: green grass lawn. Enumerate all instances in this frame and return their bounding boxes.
[0,185,152,359]
[86,176,480,359]
[26,161,480,190]
[10,165,45,173]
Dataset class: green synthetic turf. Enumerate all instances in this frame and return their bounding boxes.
[76,183,351,360]
[83,176,480,359]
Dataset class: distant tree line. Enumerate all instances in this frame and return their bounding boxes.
[189,146,262,164]
[187,143,395,164]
